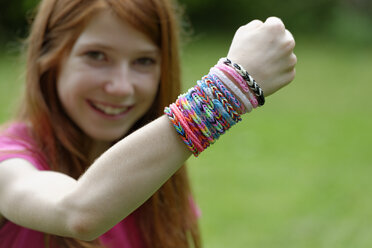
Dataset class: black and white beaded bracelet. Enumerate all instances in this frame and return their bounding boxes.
[220,57,265,106]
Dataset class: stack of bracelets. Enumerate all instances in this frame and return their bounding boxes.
[164,57,265,157]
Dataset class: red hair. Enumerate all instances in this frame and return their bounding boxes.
[17,0,200,247]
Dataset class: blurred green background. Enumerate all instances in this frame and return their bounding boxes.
[1,0,372,247]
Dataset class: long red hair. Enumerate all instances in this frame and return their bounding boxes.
[17,0,200,247]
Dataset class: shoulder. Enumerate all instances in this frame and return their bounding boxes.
[0,158,40,224]
[0,122,49,170]
[0,158,40,193]
[0,122,32,148]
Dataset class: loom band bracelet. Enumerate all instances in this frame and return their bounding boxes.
[196,79,236,127]
[198,84,233,132]
[189,87,220,127]
[203,77,242,123]
[210,67,256,112]
[215,64,258,110]
[220,58,265,106]
[216,63,261,108]
[216,61,260,108]
[188,103,217,144]
[190,84,229,137]
[193,92,228,134]
[198,77,239,124]
[177,95,204,133]
[221,57,257,88]
[209,67,250,114]
[192,85,215,111]
[188,87,215,123]
[183,93,217,143]
[164,107,199,156]
[230,63,264,106]
[188,100,218,144]
[209,71,257,111]
[165,108,199,155]
[216,63,250,92]
[205,74,244,120]
[203,76,242,122]
[176,96,211,149]
[188,91,220,142]
[212,99,237,128]
[211,68,258,112]
[196,79,215,102]
[170,103,204,153]
[170,103,204,154]
[189,85,221,130]
[176,99,210,149]
[185,87,219,142]
[192,92,226,135]
[206,74,243,114]
[215,95,242,124]
[178,95,214,143]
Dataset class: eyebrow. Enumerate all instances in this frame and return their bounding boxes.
[76,41,160,55]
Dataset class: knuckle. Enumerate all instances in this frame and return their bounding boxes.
[240,19,263,32]
[236,25,245,34]
[265,17,285,31]
[284,38,296,51]
[248,19,263,27]
[288,69,296,82]
[290,54,297,67]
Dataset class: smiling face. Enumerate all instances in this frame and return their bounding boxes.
[57,10,161,144]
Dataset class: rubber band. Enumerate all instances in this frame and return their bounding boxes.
[164,107,199,155]
[209,67,255,112]
[220,57,265,106]
[170,103,204,153]
[164,58,264,157]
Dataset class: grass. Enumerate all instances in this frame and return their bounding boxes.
[1,35,372,247]
[0,48,24,122]
[181,34,372,247]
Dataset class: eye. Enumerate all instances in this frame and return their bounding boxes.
[134,57,156,66]
[84,51,107,62]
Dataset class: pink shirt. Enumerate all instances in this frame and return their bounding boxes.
[0,123,144,248]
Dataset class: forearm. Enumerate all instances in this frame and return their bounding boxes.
[61,115,191,240]
[1,17,296,241]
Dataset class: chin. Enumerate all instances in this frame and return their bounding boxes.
[86,127,130,143]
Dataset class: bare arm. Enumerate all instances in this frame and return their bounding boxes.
[0,116,190,240]
[0,17,296,241]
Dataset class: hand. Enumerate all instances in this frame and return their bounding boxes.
[227,17,297,96]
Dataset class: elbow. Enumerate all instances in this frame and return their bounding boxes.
[66,211,104,241]
[59,190,106,241]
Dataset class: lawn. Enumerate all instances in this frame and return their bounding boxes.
[1,35,372,247]
[181,35,372,247]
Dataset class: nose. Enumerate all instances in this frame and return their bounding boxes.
[103,64,135,96]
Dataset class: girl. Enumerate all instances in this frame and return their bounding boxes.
[0,0,296,247]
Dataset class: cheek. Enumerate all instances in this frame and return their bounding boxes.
[58,72,100,99]
[136,73,161,100]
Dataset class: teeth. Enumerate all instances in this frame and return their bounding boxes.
[93,102,128,115]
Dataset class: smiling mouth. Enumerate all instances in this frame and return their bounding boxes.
[88,100,131,116]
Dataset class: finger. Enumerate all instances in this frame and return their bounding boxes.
[264,16,285,33]
[283,29,296,51]
[244,19,263,30]
[289,53,297,68]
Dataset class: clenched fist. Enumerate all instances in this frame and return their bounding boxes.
[227,17,297,96]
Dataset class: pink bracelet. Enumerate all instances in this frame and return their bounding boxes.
[209,67,251,113]
[216,64,258,108]
[170,103,204,153]
[216,64,249,92]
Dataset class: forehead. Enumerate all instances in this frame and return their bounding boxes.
[73,10,158,53]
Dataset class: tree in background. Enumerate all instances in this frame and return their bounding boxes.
[0,0,36,43]
[0,0,371,44]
